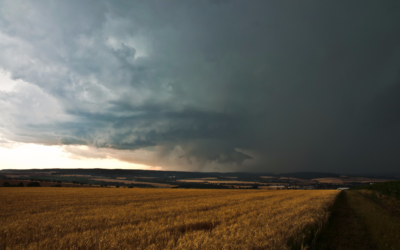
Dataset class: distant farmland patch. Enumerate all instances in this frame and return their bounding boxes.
[0,179,91,187]
[177,179,261,185]
[313,178,344,184]
[313,177,390,184]
[91,178,176,187]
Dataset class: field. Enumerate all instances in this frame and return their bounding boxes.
[0,180,92,187]
[315,190,400,249]
[353,180,400,222]
[177,180,259,184]
[0,188,338,250]
[91,178,176,187]
[355,180,400,199]
[315,181,400,249]
[313,177,389,185]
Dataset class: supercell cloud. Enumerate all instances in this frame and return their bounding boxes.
[0,0,400,173]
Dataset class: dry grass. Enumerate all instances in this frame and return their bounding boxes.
[346,191,400,249]
[0,188,338,250]
[313,191,377,250]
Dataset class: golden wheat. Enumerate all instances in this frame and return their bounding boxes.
[0,188,338,250]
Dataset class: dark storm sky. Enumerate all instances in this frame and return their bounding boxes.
[1,0,400,173]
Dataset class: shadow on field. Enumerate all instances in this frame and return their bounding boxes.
[312,191,376,250]
[174,220,221,234]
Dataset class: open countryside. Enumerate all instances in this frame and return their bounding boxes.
[1,169,394,190]
[1,188,337,250]
[2,180,400,249]
[315,181,400,249]
[1,1,400,249]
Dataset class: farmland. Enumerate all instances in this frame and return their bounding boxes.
[315,190,400,249]
[354,180,400,199]
[2,169,396,190]
[0,188,338,250]
[91,178,176,187]
[353,180,400,218]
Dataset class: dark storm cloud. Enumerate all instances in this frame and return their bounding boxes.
[1,0,400,173]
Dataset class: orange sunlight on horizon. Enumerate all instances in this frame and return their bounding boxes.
[0,142,152,170]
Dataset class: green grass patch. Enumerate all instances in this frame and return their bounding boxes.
[353,180,400,199]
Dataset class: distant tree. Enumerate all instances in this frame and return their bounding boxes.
[128,185,134,188]
[252,184,259,189]
[52,184,62,187]
[27,182,41,187]
[18,182,24,187]
[3,182,10,187]
[116,185,120,188]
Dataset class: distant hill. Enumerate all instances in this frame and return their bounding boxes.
[0,168,273,180]
[2,169,398,181]
[276,172,341,180]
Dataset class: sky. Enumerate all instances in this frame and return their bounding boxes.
[1,0,400,173]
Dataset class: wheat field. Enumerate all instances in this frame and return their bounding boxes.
[0,188,338,250]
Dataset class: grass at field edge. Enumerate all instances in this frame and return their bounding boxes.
[312,190,400,250]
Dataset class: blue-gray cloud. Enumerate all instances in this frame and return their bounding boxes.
[1,0,400,173]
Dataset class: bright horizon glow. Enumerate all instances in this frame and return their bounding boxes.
[0,142,153,170]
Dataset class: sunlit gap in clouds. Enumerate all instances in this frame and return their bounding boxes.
[0,68,19,92]
[0,138,155,170]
